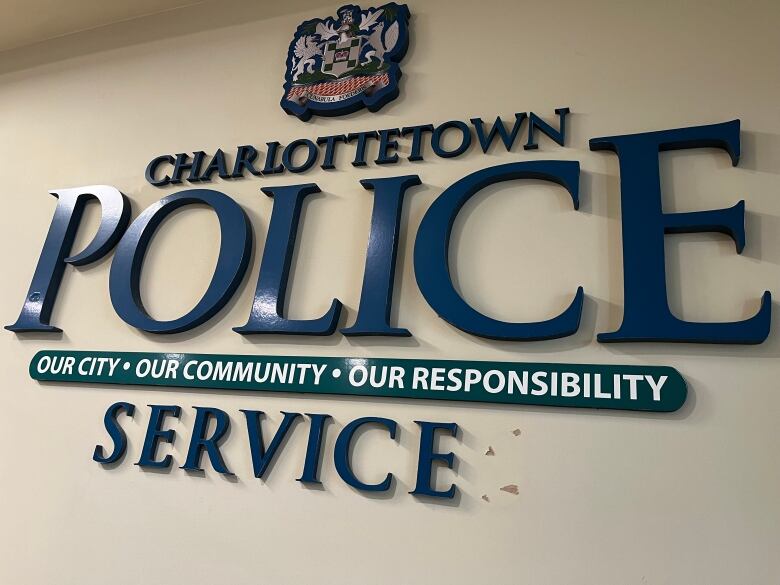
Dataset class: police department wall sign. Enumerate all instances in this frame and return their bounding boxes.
[281,3,411,121]
[20,0,779,496]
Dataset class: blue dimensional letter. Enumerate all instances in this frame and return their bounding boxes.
[146,155,174,186]
[93,401,135,464]
[414,161,584,340]
[431,121,472,159]
[181,406,233,475]
[591,120,771,343]
[334,417,397,492]
[136,404,181,469]
[342,175,421,336]
[109,189,252,334]
[525,108,569,150]
[234,184,342,335]
[410,421,459,499]
[470,113,528,153]
[242,410,301,479]
[7,185,131,333]
[297,413,332,484]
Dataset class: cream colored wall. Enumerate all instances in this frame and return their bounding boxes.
[1,0,779,583]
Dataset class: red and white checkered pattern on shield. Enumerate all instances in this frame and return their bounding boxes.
[287,73,390,99]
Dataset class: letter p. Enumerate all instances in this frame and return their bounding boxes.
[6,185,130,332]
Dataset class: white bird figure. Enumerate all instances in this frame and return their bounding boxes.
[362,20,399,66]
[291,35,321,81]
[359,9,384,32]
[315,21,339,41]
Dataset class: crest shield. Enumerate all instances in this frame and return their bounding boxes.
[322,37,363,77]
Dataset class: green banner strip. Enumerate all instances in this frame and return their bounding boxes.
[29,350,687,412]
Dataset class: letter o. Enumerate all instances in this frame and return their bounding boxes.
[36,355,52,374]
[282,139,318,173]
[483,370,506,394]
[349,365,368,387]
[431,121,472,158]
[136,359,152,378]
[109,189,252,334]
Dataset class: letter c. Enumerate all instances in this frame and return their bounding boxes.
[413,161,584,340]
[334,417,397,492]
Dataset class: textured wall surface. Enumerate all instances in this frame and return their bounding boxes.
[0,1,778,583]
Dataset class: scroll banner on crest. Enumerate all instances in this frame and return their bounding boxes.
[287,73,390,104]
[29,350,687,413]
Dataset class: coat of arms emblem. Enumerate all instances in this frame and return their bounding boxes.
[281,3,411,121]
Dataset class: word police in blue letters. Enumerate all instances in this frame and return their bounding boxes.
[93,402,459,498]
[7,118,771,344]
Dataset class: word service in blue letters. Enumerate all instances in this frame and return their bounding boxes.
[93,404,458,498]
